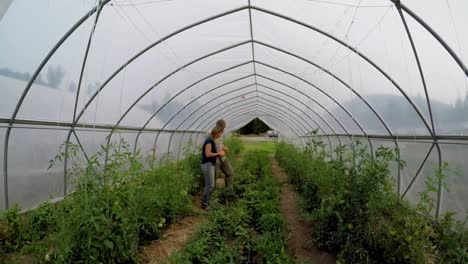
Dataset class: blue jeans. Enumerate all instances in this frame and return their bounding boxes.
[201,162,215,207]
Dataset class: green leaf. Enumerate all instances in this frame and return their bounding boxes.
[104,239,114,249]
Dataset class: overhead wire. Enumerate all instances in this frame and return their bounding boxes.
[288,0,362,88]
[305,0,391,8]
[111,0,174,7]
[445,0,468,99]
[314,4,393,74]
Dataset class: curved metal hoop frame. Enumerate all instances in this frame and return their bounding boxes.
[3,1,467,211]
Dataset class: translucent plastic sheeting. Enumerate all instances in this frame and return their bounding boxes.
[174,87,257,132]
[338,136,353,147]
[225,115,256,132]
[0,0,96,118]
[142,64,256,130]
[254,45,371,135]
[153,131,193,161]
[258,115,298,139]
[187,94,258,133]
[79,8,251,128]
[2,17,94,122]
[172,132,206,160]
[258,110,307,138]
[250,1,442,135]
[73,130,111,160]
[119,44,253,129]
[439,143,468,220]
[8,128,67,210]
[399,141,439,217]
[256,73,353,134]
[154,132,171,160]
[176,132,203,160]
[404,0,468,65]
[73,129,138,159]
[0,128,5,210]
[404,14,468,135]
[166,77,256,131]
[255,82,335,135]
[254,62,385,135]
[135,131,158,157]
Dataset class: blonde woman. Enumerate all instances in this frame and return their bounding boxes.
[201,126,225,210]
[214,119,234,187]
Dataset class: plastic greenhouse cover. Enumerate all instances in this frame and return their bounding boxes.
[0,0,467,217]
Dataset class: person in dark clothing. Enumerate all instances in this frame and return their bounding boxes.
[201,126,225,209]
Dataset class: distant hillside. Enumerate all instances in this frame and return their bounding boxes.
[333,94,468,135]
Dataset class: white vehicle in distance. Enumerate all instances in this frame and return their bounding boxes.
[266,130,278,138]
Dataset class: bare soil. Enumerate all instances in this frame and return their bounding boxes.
[140,195,207,264]
[271,159,336,264]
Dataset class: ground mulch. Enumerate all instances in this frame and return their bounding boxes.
[140,195,207,264]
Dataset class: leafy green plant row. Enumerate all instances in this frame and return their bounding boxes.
[172,150,294,263]
[275,135,468,264]
[223,136,244,159]
[0,139,204,263]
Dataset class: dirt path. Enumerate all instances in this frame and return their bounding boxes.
[271,159,336,264]
[140,196,207,264]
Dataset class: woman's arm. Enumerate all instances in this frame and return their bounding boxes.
[205,143,224,158]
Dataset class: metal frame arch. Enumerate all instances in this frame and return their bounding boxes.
[131,63,255,153]
[256,75,348,133]
[254,94,332,151]
[167,77,339,158]
[69,5,438,142]
[142,66,345,155]
[99,41,252,165]
[199,106,305,144]
[256,62,378,148]
[256,61,370,134]
[222,109,300,139]
[153,91,258,157]
[4,0,466,210]
[126,61,345,158]
[183,98,313,153]
[191,92,328,144]
[63,1,105,197]
[254,90,334,145]
[255,89,337,151]
[44,3,464,137]
[135,80,256,153]
[206,102,309,143]
[395,4,435,135]
[227,114,287,138]
[72,5,250,128]
[2,1,110,209]
[256,98,322,136]
[104,40,251,143]
[249,6,433,136]
[389,0,467,77]
[253,41,393,136]
[256,81,346,135]
[191,99,308,147]
[173,96,259,159]
[147,76,334,156]
[190,94,327,148]
[219,108,304,142]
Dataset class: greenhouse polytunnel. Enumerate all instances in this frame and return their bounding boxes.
[0,0,467,263]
